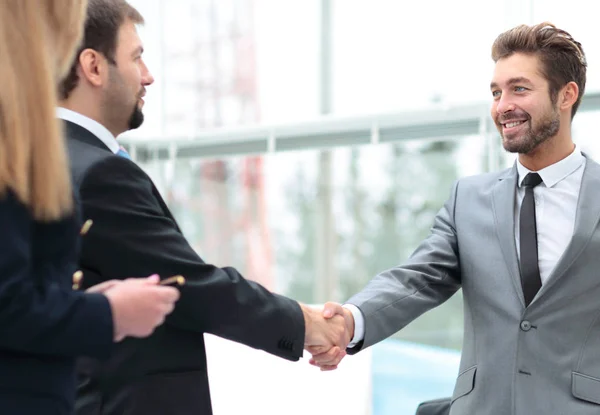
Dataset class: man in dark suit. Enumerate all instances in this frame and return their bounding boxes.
[58,1,347,414]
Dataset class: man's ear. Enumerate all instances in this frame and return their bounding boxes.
[559,81,579,112]
[77,48,108,87]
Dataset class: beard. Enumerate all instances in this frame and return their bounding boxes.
[128,104,145,130]
[105,65,145,132]
[498,107,560,154]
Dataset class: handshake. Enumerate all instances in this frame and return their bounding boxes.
[301,302,355,371]
[86,275,356,370]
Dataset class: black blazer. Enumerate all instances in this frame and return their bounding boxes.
[0,189,113,415]
[65,121,305,415]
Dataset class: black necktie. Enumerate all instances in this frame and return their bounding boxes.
[520,172,543,306]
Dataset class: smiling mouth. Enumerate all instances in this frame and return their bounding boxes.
[502,120,527,129]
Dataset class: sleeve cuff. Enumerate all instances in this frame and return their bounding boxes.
[343,303,365,348]
[79,293,114,358]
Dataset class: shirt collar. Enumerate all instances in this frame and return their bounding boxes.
[516,147,585,188]
[56,107,120,154]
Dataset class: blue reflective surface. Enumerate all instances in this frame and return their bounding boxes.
[371,339,460,415]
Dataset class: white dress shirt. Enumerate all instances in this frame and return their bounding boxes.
[346,148,586,347]
[57,107,120,154]
[515,149,585,284]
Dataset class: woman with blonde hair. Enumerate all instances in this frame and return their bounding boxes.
[0,1,180,413]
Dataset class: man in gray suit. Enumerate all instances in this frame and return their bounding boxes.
[308,22,600,414]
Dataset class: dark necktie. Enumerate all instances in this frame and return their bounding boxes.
[520,172,543,306]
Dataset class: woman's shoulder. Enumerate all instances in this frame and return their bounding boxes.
[0,189,76,229]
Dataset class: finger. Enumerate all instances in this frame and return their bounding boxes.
[313,349,346,367]
[311,347,343,366]
[160,302,175,316]
[329,350,346,367]
[322,302,344,319]
[329,315,351,346]
[166,301,176,313]
[123,275,159,285]
[153,315,165,328]
[145,274,160,284]
[306,345,327,355]
[151,286,180,302]
[85,280,120,293]
[160,286,180,301]
[309,359,341,371]
[309,346,339,360]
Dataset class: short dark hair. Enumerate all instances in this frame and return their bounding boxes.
[491,22,587,119]
[59,0,144,100]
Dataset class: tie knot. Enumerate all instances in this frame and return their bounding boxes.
[117,146,131,160]
[522,172,543,188]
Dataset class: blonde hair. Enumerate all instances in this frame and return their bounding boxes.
[0,0,87,221]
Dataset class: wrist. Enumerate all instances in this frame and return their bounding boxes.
[343,307,355,341]
[104,292,124,341]
[300,304,314,341]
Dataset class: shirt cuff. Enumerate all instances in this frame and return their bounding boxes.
[343,304,365,348]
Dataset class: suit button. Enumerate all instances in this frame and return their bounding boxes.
[520,320,532,331]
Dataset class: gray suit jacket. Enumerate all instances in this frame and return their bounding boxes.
[415,398,451,415]
[348,156,600,414]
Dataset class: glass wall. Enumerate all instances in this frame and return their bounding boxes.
[138,133,487,413]
[141,136,483,330]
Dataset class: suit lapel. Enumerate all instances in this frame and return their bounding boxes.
[63,120,113,152]
[538,157,600,296]
[492,165,525,306]
[65,119,184,234]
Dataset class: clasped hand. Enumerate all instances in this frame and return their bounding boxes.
[302,302,354,371]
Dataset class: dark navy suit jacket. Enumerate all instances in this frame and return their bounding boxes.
[0,189,113,414]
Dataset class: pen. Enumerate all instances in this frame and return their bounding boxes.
[72,270,83,290]
[159,275,186,286]
[72,220,93,290]
[80,219,93,236]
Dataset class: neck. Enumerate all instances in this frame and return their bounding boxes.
[59,93,122,137]
[518,130,575,171]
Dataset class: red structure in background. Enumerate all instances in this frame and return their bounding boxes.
[240,157,273,290]
[167,0,273,289]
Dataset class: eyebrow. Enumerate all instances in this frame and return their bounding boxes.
[490,77,533,90]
